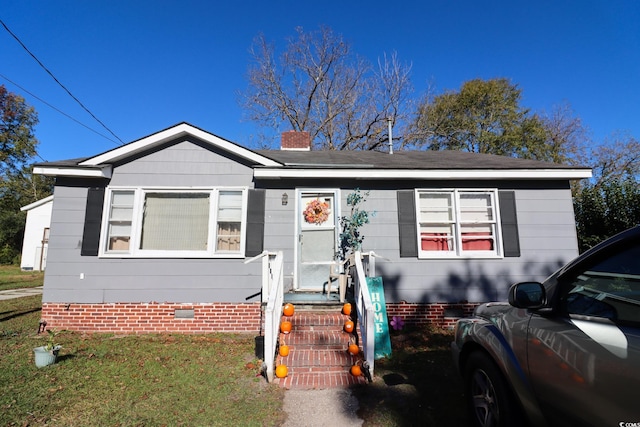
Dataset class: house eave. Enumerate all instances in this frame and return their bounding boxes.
[33,165,113,179]
[78,123,282,167]
[20,195,54,212]
[253,168,593,180]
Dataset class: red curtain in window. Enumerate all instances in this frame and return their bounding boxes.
[421,233,450,251]
[461,232,493,250]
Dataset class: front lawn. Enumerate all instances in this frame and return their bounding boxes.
[0,295,285,426]
[1,293,468,426]
[0,265,44,291]
[353,326,468,426]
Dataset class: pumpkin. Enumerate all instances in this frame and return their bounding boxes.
[283,303,295,317]
[280,321,292,334]
[350,364,362,377]
[348,343,360,356]
[344,320,355,334]
[275,364,288,378]
[342,303,352,316]
[279,344,290,357]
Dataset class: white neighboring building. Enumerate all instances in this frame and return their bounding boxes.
[20,195,53,271]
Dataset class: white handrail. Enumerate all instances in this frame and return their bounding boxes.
[364,250,390,277]
[246,250,284,382]
[244,250,277,303]
[352,251,376,377]
[264,252,284,382]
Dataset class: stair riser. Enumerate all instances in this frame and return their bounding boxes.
[280,350,358,367]
[281,331,352,345]
[277,372,367,389]
[283,318,353,328]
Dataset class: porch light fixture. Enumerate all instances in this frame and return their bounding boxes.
[281,193,288,205]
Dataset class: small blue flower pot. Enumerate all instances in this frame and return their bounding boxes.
[33,346,60,368]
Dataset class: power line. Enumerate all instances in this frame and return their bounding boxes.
[0,74,121,147]
[0,17,124,145]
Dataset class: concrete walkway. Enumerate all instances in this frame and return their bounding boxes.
[0,286,43,300]
[282,388,363,427]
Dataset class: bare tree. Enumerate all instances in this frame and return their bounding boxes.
[587,133,640,186]
[241,26,412,150]
[537,103,588,165]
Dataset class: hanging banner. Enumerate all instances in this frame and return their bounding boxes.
[366,276,392,359]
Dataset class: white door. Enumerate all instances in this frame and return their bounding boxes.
[297,191,338,291]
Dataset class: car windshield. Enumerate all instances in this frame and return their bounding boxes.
[564,244,640,325]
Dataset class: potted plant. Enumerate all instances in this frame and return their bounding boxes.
[33,329,62,368]
[336,189,374,299]
[338,188,373,260]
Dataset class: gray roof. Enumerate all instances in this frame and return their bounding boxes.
[255,149,586,170]
[37,149,586,171]
[32,123,590,180]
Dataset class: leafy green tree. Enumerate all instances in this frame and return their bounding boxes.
[241,26,413,150]
[573,134,640,252]
[574,178,640,252]
[0,85,49,264]
[1,85,39,174]
[407,78,583,163]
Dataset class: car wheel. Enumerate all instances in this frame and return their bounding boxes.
[464,351,519,427]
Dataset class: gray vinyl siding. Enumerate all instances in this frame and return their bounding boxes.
[109,140,253,187]
[263,189,297,290]
[345,185,579,303]
[43,139,581,306]
[43,140,262,304]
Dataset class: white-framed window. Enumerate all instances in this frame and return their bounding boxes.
[100,187,247,258]
[416,189,501,258]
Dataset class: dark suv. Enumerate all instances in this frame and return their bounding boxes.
[451,226,640,427]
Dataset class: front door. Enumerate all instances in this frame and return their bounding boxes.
[297,191,339,291]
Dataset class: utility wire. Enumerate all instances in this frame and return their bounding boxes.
[0,73,120,148]
[0,17,124,145]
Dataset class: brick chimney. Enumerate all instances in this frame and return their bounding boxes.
[281,130,311,151]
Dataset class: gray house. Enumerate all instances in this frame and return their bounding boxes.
[34,123,591,333]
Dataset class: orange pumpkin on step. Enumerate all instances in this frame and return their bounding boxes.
[344,320,355,333]
[350,364,362,377]
[342,303,352,316]
[348,343,360,356]
[275,364,288,378]
[280,321,292,334]
[283,303,295,317]
[279,344,290,357]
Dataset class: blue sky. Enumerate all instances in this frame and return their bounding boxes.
[2,1,639,162]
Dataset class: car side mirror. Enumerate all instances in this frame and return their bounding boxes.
[508,282,546,309]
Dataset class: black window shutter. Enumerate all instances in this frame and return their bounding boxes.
[81,187,106,256]
[499,191,521,257]
[245,189,266,257]
[397,190,418,258]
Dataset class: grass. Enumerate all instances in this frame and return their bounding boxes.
[0,295,285,426]
[1,291,467,426]
[0,265,44,291]
[352,326,468,426]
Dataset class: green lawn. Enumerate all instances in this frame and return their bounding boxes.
[0,265,44,291]
[0,295,285,426]
[1,292,467,426]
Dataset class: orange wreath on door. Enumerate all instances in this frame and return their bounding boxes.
[303,199,330,224]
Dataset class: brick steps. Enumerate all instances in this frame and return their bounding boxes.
[279,349,355,368]
[275,310,367,389]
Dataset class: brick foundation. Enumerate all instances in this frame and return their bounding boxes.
[41,302,262,334]
[40,301,479,334]
[386,302,479,330]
